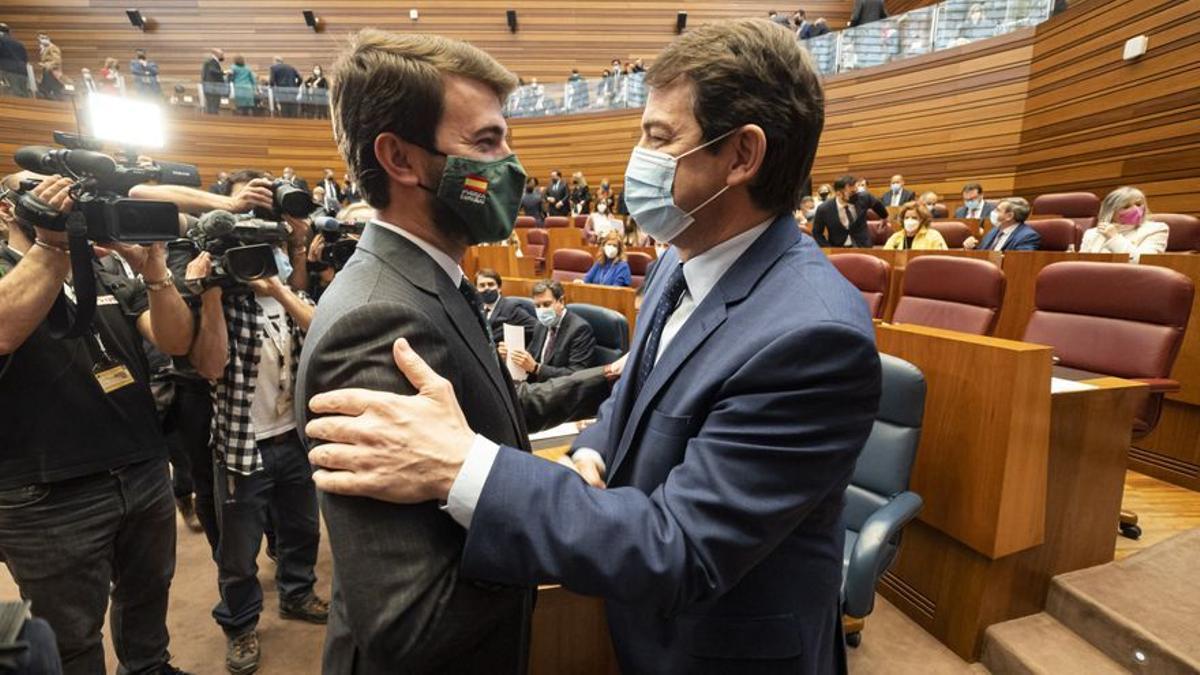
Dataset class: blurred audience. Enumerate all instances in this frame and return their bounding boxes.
[581,231,633,287]
[1080,187,1169,261]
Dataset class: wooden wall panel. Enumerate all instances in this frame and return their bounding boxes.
[0,1,851,83]
[1013,0,1200,215]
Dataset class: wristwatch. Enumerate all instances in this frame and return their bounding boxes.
[143,269,175,292]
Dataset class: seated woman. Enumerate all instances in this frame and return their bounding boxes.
[621,218,649,248]
[1080,187,1169,262]
[883,202,948,250]
[580,231,632,287]
[583,201,621,244]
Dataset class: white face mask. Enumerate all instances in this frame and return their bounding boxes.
[536,306,558,327]
[597,203,607,214]
[892,183,903,192]
[990,209,1002,226]
[622,128,737,243]
[856,185,867,194]
[903,218,921,233]
[603,244,619,259]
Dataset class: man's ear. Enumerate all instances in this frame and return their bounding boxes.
[374,132,424,189]
[724,124,767,189]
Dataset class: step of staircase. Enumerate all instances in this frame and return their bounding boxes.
[981,612,1126,674]
[1046,529,1200,674]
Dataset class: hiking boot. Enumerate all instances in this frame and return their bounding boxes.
[280,593,329,624]
[225,630,259,674]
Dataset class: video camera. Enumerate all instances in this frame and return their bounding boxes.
[313,216,362,271]
[254,180,313,222]
[171,209,287,295]
[12,144,199,243]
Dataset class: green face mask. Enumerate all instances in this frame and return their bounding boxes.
[421,150,527,245]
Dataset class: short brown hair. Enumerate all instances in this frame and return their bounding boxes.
[532,279,565,301]
[330,29,518,209]
[476,268,502,287]
[896,201,932,229]
[646,19,824,214]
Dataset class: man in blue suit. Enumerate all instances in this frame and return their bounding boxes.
[303,19,881,674]
[964,197,1042,251]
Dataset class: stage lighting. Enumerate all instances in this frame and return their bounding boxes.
[88,93,165,149]
[302,10,320,31]
[676,11,687,34]
[507,10,518,33]
[125,9,146,31]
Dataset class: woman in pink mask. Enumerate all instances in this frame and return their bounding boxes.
[1080,187,1169,261]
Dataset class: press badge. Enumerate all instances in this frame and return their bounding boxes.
[94,359,136,394]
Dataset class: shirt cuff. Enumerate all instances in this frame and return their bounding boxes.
[442,434,500,529]
[569,448,607,477]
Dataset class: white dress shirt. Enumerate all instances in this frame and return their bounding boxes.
[991,224,1017,251]
[445,217,775,528]
[371,218,464,283]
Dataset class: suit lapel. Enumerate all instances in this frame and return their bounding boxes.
[608,215,802,479]
[358,223,524,444]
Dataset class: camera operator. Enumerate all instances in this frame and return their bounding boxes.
[306,201,372,302]
[0,174,194,675]
[185,177,325,673]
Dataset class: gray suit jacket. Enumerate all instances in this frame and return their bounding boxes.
[297,223,536,674]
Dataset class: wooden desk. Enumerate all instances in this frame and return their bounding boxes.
[876,323,1145,659]
[464,245,521,280]
[531,585,619,675]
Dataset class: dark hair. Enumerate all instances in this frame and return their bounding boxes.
[476,268,502,287]
[532,279,564,301]
[330,29,518,210]
[962,182,984,195]
[834,175,856,191]
[647,19,825,215]
[227,169,267,194]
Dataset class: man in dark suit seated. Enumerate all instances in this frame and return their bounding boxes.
[811,174,887,247]
[954,181,995,221]
[475,268,537,345]
[502,279,595,382]
[884,174,917,207]
[964,197,1041,251]
[304,19,881,675]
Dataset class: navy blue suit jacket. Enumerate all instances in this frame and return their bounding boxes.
[461,214,881,674]
[978,222,1041,251]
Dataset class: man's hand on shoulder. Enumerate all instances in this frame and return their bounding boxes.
[306,337,477,503]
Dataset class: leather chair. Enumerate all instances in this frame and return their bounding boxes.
[842,353,926,647]
[526,228,549,275]
[1022,262,1194,538]
[1033,192,1100,247]
[830,253,891,319]
[1026,218,1078,251]
[544,216,570,228]
[568,303,628,366]
[868,220,892,247]
[626,252,653,289]
[930,203,949,218]
[515,215,537,229]
[510,296,535,318]
[930,221,972,249]
[551,248,594,283]
[892,256,1007,335]
[1159,213,1200,252]
[573,214,589,229]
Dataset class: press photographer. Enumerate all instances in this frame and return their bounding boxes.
[0,173,193,675]
[183,172,325,674]
[305,204,370,301]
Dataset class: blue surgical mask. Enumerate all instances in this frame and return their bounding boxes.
[965,199,981,210]
[989,209,1001,226]
[622,128,737,242]
[536,306,558,327]
[273,247,293,282]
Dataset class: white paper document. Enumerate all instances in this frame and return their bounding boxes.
[503,323,527,382]
[1050,377,1098,394]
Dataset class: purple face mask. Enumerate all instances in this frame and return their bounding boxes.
[1116,205,1145,226]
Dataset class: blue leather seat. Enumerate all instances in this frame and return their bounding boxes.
[567,303,628,366]
[510,296,535,318]
[842,353,926,647]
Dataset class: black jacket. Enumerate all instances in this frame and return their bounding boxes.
[546,180,570,216]
[0,34,28,75]
[529,310,596,381]
[200,57,225,84]
[882,187,917,207]
[811,194,887,248]
[486,295,537,346]
[850,0,888,26]
[269,62,302,88]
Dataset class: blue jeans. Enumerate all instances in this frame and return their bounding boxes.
[212,430,320,636]
[0,459,176,675]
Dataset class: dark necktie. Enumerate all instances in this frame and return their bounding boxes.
[541,325,559,362]
[635,263,688,397]
[457,277,493,346]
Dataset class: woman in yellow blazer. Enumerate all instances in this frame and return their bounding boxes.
[883,201,948,250]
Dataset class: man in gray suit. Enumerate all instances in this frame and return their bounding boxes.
[295,29,529,674]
